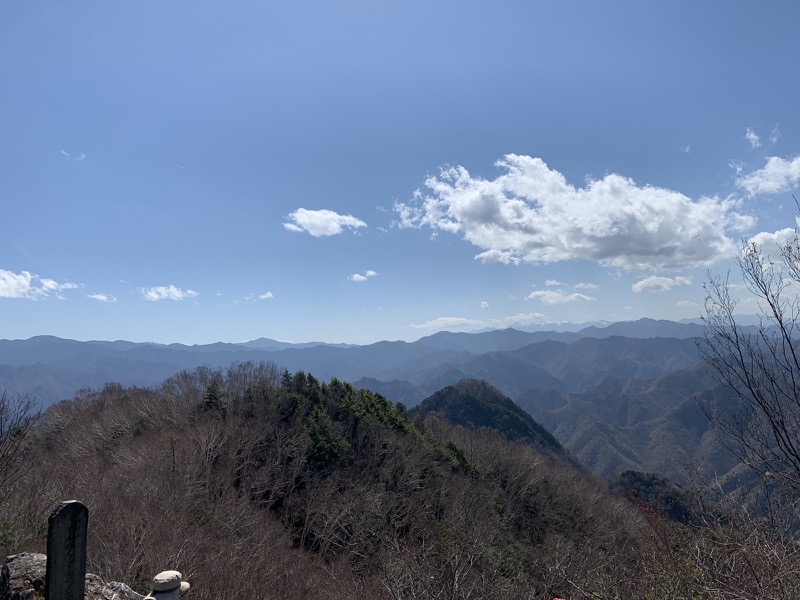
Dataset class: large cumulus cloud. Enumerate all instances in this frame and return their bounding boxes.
[395,154,753,270]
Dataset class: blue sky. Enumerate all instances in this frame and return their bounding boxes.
[3,1,800,345]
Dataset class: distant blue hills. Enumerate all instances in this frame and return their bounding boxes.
[0,318,710,406]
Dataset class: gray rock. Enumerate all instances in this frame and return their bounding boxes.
[0,553,144,600]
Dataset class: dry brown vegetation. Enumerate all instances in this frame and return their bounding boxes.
[0,362,798,599]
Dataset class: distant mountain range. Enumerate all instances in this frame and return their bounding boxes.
[0,317,754,484]
[0,318,710,406]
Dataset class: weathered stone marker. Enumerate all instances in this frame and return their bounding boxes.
[44,500,88,600]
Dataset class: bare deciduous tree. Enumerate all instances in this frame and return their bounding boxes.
[0,391,39,501]
[700,234,800,495]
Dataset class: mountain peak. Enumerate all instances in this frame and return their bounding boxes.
[411,378,563,453]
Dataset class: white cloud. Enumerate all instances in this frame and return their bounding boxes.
[88,293,117,302]
[395,154,750,270]
[0,269,78,299]
[677,300,699,307]
[736,155,800,195]
[284,208,367,237]
[747,227,797,253]
[770,125,781,144]
[409,316,486,330]
[140,285,199,301]
[632,275,693,293]
[349,270,377,282]
[526,289,595,304]
[745,127,761,149]
[494,312,548,325]
[246,291,275,301]
[682,145,691,154]
[574,282,600,290]
[544,279,563,287]
[480,301,489,309]
[42,279,78,292]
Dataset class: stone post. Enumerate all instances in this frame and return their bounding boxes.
[44,500,88,600]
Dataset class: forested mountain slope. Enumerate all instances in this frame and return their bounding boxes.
[410,379,563,454]
[3,362,796,599]
[0,322,751,496]
[518,364,737,485]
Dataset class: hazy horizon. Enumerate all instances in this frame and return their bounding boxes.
[0,315,719,346]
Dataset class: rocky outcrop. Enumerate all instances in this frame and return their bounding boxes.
[0,553,143,600]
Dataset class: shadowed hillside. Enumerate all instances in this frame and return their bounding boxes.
[410,379,564,454]
[517,364,737,485]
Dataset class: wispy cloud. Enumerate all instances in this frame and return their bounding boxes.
[60,150,86,161]
[737,155,800,195]
[677,300,699,307]
[745,127,762,149]
[770,125,781,144]
[395,154,751,271]
[284,208,367,237]
[0,269,78,300]
[492,312,548,326]
[632,275,692,293]
[526,289,595,305]
[140,285,199,301]
[88,293,117,303]
[480,301,489,309]
[409,316,486,330]
[244,291,275,301]
[349,269,377,282]
[546,280,599,290]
